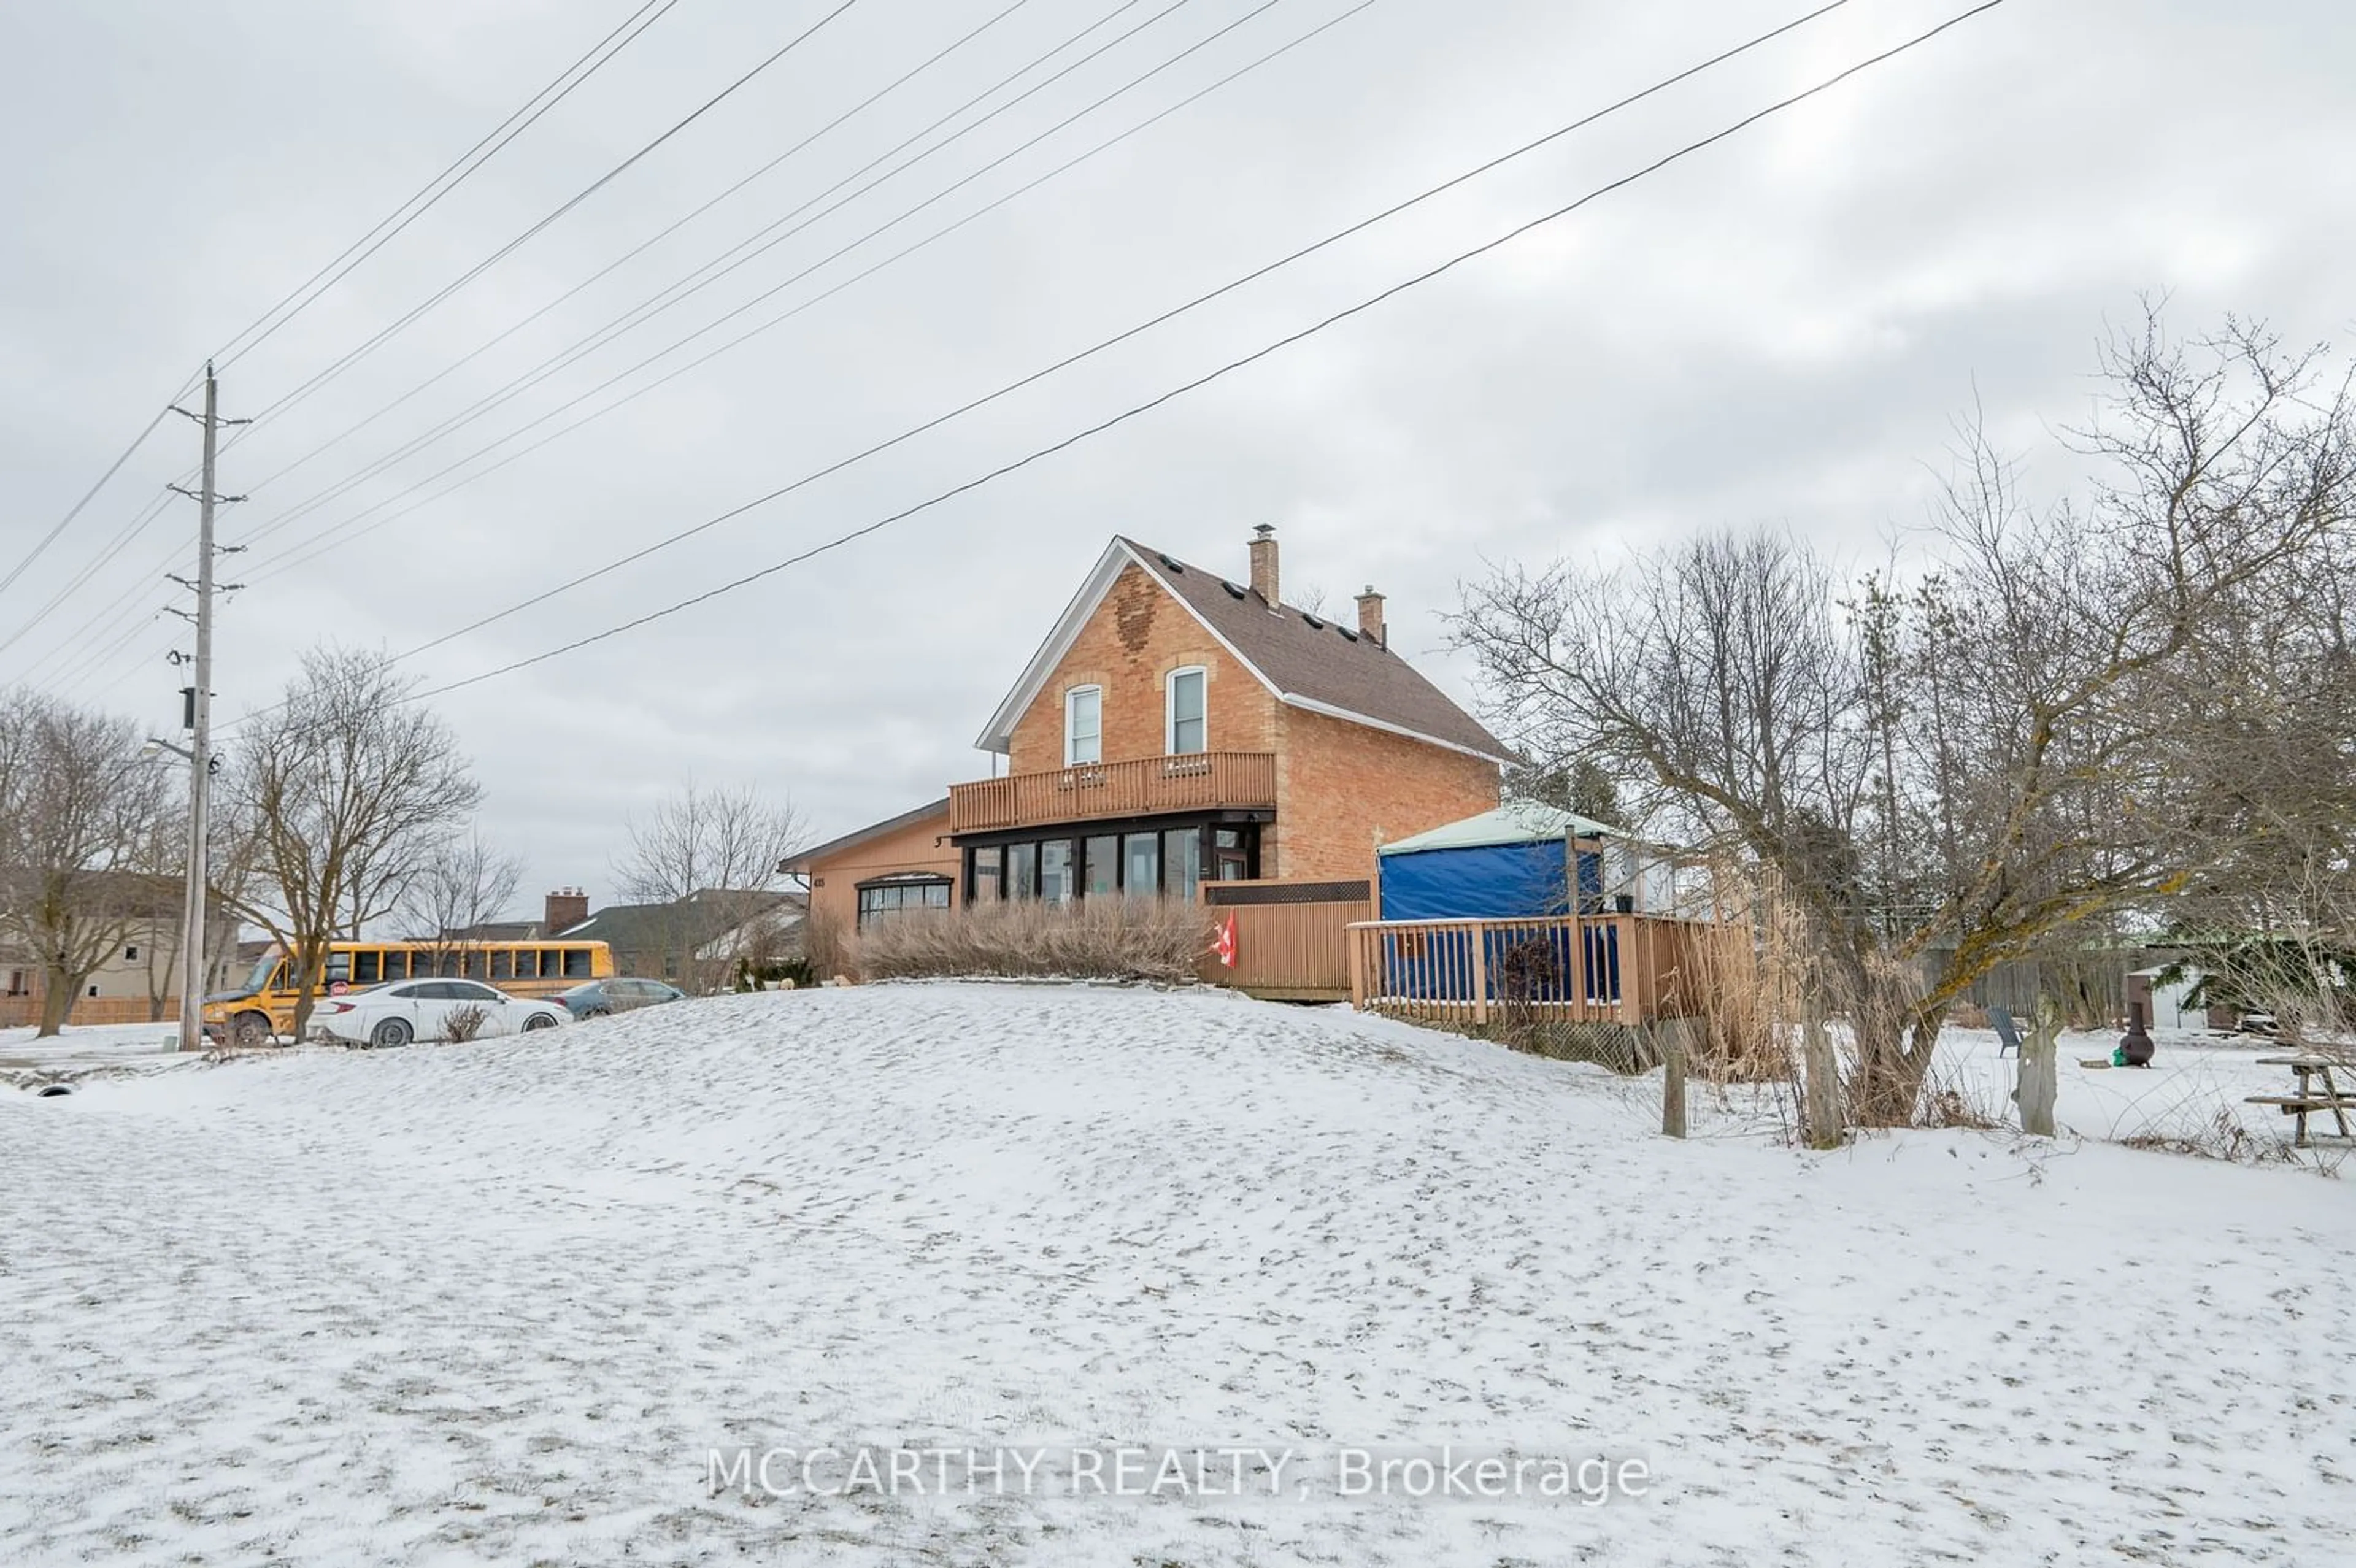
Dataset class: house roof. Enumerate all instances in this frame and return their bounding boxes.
[973,537,1512,764]
[778,798,951,874]
[1377,803,1625,856]
[444,919,545,942]
[557,890,803,956]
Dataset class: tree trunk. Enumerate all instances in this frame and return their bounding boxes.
[2017,1004,2060,1137]
[1846,1008,1934,1127]
[36,973,75,1037]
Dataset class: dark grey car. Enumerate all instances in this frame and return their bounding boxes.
[556,977,687,1018]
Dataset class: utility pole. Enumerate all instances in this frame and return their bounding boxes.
[167,365,242,1052]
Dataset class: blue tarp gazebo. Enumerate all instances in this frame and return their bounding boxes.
[1376,804,1619,920]
[1372,804,1631,1007]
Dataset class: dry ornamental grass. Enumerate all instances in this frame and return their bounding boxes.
[854,897,1215,985]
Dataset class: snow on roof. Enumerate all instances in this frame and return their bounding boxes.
[1377,802,1624,855]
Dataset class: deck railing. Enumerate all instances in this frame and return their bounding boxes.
[947,750,1277,834]
[1347,913,1710,1026]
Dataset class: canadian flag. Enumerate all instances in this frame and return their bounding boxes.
[1214,910,1238,969]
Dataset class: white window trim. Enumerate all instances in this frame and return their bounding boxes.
[1064,684,1103,766]
[1165,665,1208,755]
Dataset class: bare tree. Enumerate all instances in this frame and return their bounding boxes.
[0,688,174,1036]
[612,781,804,991]
[1455,307,2355,1124]
[218,648,480,1043]
[396,829,526,975]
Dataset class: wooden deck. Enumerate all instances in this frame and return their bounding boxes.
[947,751,1277,834]
[1347,913,1711,1026]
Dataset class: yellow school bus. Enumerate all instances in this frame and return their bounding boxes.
[204,939,615,1045]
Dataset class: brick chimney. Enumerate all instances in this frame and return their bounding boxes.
[544,887,588,934]
[1247,523,1279,605]
[1355,585,1387,647]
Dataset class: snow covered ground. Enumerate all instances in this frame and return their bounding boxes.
[3,984,2350,1566]
[1927,1022,2340,1145]
[0,1022,199,1087]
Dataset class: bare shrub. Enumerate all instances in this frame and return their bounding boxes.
[441,1003,488,1043]
[856,897,1213,983]
[1915,1082,2002,1131]
[1948,1000,1990,1031]
[802,902,852,982]
[2120,1107,2304,1167]
[1678,859,1809,1083]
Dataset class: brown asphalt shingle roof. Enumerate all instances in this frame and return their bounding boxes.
[1117,537,1509,761]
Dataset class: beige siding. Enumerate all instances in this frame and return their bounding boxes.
[801,809,961,934]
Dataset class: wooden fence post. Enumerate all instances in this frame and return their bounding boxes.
[1348,925,1367,1010]
[1801,1005,1842,1150]
[1658,1017,1691,1138]
[1469,921,1489,1025]
[1569,915,1587,1023]
[1619,917,1644,1027]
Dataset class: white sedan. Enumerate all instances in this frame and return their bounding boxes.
[309,978,567,1048]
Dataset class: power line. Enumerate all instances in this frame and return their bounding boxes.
[16,0,1140,692]
[0,495,178,668]
[237,0,869,433]
[0,401,181,604]
[247,0,1384,588]
[302,0,1840,634]
[229,0,1036,501]
[41,614,164,698]
[1,2,682,650]
[214,0,685,370]
[408,0,2009,702]
[236,0,1190,548]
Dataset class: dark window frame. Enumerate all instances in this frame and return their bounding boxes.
[958,817,1257,903]
[856,875,953,929]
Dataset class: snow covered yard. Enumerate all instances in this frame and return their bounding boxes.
[2,984,2350,1566]
[0,1021,189,1074]
[1923,1023,2345,1152]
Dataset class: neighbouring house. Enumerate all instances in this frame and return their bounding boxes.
[437,888,591,945]
[780,799,961,939]
[556,888,805,989]
[0,871,239,1026]
[787,528,1510,928]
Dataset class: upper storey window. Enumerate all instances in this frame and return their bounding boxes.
[1065,685,1103,766]
[1167,667,1206,755]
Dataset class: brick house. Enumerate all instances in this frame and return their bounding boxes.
[788,528,1508,931]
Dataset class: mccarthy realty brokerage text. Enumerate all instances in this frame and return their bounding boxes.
[707,1444,1654,1505]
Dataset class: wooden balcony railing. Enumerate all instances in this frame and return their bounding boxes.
[1347,913,1713,1026]
[947,750,1277,835]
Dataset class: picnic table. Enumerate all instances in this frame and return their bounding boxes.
[2246,1056,2355,1148]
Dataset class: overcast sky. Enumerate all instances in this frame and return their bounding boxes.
[4,0,2350,917]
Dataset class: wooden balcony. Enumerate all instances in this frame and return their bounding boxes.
[948,751,1277,836]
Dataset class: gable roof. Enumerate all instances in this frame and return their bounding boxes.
[1377,804,1625,856]
[557,890,803,954]
[778,797,950,874]
[974,537,1511,764]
